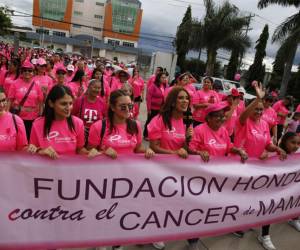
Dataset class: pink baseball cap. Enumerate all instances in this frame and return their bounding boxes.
[37,58,47,66]
[21,61,34,69]
[56,65,67,74]
[204,102,229,118]
[66,64,75,72]
[296,105,300,113]
[227,88,240,97]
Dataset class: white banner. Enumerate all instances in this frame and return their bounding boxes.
[0,153,300,250]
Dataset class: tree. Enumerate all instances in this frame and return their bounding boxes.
[175,6,192,70]
[0,7,12,36]
[245,25,269,87]
[226,49,240,80]
[189,19,204,60]
[199,0,250,75]
[258,0,300,97]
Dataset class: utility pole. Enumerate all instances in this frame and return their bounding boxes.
[239,14,254,70]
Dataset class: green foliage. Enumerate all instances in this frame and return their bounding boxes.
[182,59,206,79]
[175,6,192,69]
[245,25,269,87]
[0,7,12,36]
[226,49,240,80]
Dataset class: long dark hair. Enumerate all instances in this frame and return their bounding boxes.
[44,85,75,137]
[0,55,9,70]
[160,87,190,130]
[91,68,105,97]
[279,132,298,154]
[108,89,138,135]
[71,69,85,84]
[154,72,166,88]
[5,58,21,80]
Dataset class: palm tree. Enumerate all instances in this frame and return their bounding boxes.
[199,0,250,75]
[258,0,300,97]
[189,19,204,60]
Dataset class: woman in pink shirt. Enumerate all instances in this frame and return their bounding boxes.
[0,87,28,152]
[2,58,20,95]
[0,52,8,85]
[234,82,286,160]
[33,58,54,99]
[88,89,154,159]
[192,76,220,127]
[129,68,145,115]
[261,95,278,144]
[67,69,87,99]
[91,68,110,104]
[189,102,247,162]
[30,85,90,159]
[272,96,293,140]
[144,72,167,138]
[72,79,106,143]
[8,61,44,140]
[110,70,130,92]
[148,87,192,158]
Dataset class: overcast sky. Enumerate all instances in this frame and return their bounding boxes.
[1,0,300,69]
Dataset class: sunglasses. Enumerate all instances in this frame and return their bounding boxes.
[118,103,133,111]
[0,98,7,104]
[23,69,33,73]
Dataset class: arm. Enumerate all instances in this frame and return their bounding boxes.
[150,140,188,158]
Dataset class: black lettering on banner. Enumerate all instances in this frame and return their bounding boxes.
[112,178,133,199]
[221,206,239,222]
[282,173,297,186]
[106,202,118,219]
[208,177,228,193]
[85,179,107,200]
[204,207,222,224]
[257,199,275,216]
[295,172,300,182]
[180,176,185,197]
[158,177,178,198]
[266,174,286,188]
[141,211,161,229]
[185,209,203,225]
[251,175,269,190]
[134,178,155,198]
[285,195,300,210]
[163,210,184,227]
[232,177,253,191]
[58,179,80,200]
[187,177,206,195]
[120,212,140,230]
[96,209,107,220]
[34,178,54,198]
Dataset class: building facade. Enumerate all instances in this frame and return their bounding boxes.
[103,0,143,48]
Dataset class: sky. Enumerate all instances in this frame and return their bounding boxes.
[1,0,299,70]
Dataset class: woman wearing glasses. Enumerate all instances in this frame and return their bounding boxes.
[189,102,248,162]
[0,87,29,152]
[8,61,44,140]
[88,89,154,159]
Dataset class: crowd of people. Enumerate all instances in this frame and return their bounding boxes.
[0,42,300,250]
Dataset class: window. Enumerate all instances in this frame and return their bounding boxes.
[96,2,104,6]
[94,15,103,19]
[39,0,67,21]
[75,0,84,2]
[93,27,102,31]
[73,24,82,28]
[53,31,66,37]
[122,42,134,47]
[36,29,49,35]
[74,11,83,16]
[108,39,120,46]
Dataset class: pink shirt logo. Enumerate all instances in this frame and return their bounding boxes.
[47,131,75,143]
[108,135,137,145]
[165,127,185,139]
[83,109,98,124]
[207,138,227,149]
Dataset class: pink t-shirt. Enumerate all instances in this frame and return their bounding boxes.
[224,105,239,136]
[88,120,142,154]
[8,78,44,120]
[262,107,277,129]
[72,96,106,128]
[67,81,87,98]
[189,123,232,156]
[2,74,16,95]
[273,100,289,125]
[237,100,245,114]
[0,112,28,151]
[148,115,186,151]
[30,116,85,155]
[192,90,220,122]
[33,74,54,95]
[147,75,156,88]
[110,77,124,92]
[130,77,144,98]
[234,118,272,158]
